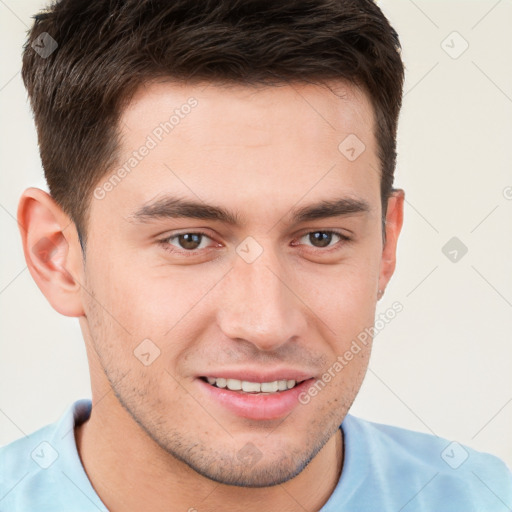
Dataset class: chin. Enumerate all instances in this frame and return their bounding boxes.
[190,456,311,488]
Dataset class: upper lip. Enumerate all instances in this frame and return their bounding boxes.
[198,369,315,383]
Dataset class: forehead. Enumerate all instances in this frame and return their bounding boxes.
[121,79,374,145]
[90,79,380,231]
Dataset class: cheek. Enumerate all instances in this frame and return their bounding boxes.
[82,266,188,404]
[85,256,224,371]
[301,249,381,342]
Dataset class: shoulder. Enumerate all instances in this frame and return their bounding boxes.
[330,414,512,511]
[0,420,59,497]
[0,399,106,512]
[344,414,510,472]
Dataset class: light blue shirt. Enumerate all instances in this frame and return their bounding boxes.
[1,399,511,511]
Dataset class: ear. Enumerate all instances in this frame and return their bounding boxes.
[17,187,85,317]
[378,188,405,294]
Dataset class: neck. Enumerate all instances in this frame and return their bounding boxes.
[75,393,344,512]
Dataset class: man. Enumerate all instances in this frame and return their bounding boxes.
[1,0,511,510]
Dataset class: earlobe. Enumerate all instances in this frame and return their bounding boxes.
[378,189,405,295]
[17,187,85,317]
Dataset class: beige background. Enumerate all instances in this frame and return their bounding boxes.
[1,0,511,469]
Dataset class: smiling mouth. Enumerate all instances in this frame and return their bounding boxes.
[200,376,305,394]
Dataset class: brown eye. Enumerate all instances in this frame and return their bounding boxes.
[167,232,211,251]
[308,231,334,248]
[178,233,202,250]
[299,231,344,249]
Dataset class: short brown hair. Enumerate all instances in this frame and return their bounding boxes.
[22,0,404,249]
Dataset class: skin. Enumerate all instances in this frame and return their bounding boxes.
[18,80,404,512]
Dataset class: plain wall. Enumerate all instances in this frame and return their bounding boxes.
[1,0,511,469]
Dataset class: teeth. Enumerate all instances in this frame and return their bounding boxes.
[216,378,227,388]
[278,380,287,391]
[226,378,242,391]
[205,377,298,393]
[261,381,278,392]
[242,381,261,392]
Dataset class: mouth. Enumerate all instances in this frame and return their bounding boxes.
[199,376,305,394]
[196,374,315,420]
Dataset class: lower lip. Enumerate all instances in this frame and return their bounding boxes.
[196,378,315,421]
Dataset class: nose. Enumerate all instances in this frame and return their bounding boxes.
[216,247,307,352]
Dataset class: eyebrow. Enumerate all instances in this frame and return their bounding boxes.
[127,195,370,226]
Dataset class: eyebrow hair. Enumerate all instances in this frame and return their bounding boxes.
[127,195,370,226]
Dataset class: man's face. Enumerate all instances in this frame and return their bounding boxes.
[80,80,392,486]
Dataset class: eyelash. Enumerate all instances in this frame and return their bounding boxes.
[157,229,352,256]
